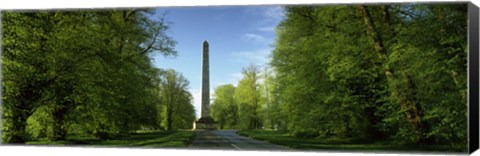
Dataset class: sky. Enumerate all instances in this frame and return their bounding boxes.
[150,6,285,118]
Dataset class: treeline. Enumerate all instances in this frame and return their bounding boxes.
[210,3,467,147]
[2,10,195,143]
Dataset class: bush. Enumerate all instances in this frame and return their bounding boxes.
[293,129,319,138]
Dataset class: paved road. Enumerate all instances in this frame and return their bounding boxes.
[189,130,290,151]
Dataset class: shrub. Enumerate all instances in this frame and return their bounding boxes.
[293,129,319,138]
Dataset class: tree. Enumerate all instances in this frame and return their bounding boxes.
[269,4,467,147]
[258,65,279,130]
[211,84,238,129]
[171,90,196,129]
[159,69,192,130]
[372,4,468,145]
[235,64,262,130]
[2,9,178,142]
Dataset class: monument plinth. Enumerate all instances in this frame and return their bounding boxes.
[194,40,217,130]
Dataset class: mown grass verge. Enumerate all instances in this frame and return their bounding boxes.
[26,130,196,148]
[237,130,467,153]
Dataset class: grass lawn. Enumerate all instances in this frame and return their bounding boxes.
[237,130,467,153]
[26,130,196,148]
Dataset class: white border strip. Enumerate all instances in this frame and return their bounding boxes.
[0,0,471,10]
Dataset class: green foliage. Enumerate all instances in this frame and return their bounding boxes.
[2,9,183,143]
[264,3,467,148]
[159,69,196,130]
[211,84,238,129]
[235,64,263,130]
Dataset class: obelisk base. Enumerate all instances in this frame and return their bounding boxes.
[193,117,217,130]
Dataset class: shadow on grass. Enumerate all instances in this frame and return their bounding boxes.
[237,130,467,153]
[27,131,196,148]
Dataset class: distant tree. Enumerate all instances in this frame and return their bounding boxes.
[235,64,262,130]
[172,90,196,129]
[258,65,279,130]
[159,69,192,130]
[211,84,238,129]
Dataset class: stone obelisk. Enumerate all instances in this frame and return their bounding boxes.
[194,40,217,130]
[201,40,210,118]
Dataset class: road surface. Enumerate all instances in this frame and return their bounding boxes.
[189,130,290,151]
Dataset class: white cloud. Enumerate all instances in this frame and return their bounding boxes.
[263,6,285,21]
[230,48,272,65]
[242,33,270,45]
[231,72,243,81]
[244,6,284,20]
[225,72,243,86]
[258,26,276,32]
[212,72,242,93]
[244,6,285,32]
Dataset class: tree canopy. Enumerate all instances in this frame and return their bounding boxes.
[2,9,195,143]
[211,3,467,149]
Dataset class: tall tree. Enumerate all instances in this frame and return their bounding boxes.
[211,84,238,129]
[269,4,467,147]
[171,90,196,130]
[159,69,190,131]
[2,9,178,142]
[235,64,262,130]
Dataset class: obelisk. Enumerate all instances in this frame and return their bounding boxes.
[194,40,216,130]
[201,40,210,118]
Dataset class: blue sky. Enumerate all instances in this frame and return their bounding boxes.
[150,6,285,118]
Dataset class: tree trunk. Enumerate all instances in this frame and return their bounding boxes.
[167,105,173,131]
[51,106,68,141]
[50,80,78,141]
[158,104,163,129]
[167,94,174,131]
[5,110,29,143]
[359,5,424,139]
[4,87,39,143]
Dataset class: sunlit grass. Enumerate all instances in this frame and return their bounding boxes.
[27,130,195,148]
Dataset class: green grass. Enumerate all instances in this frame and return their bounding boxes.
[237,130,467,153]
[27,130,196,148]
